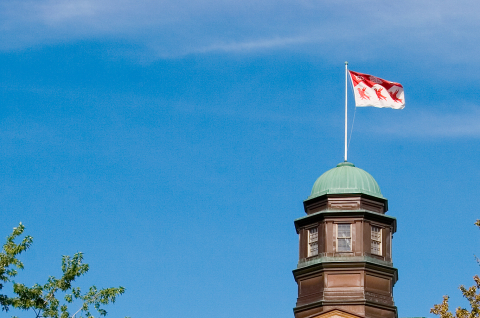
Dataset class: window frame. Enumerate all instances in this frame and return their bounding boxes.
[336,223,352,252]
[307,226,319,257]
[370,224,382,256]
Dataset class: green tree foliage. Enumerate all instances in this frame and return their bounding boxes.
[431,220,480,318]
[0,223,126,318]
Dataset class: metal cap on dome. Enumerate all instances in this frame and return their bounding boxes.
[307,162,385,200]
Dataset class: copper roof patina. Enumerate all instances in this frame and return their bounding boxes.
[308,162,384,200]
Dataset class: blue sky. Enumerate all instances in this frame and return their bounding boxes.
[1,1,480,317]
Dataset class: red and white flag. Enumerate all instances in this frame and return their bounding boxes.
[349,70,405,109]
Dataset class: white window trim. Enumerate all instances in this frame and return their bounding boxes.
[371,225,382,256]
[307,227,318,257]
[336,223,352,252]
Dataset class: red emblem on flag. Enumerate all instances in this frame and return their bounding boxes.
[358,87,370,100]
[374,88,387,101]
[389,90,403,103]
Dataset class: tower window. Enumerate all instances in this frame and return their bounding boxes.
[371,225,382,255]
[308,227,318,257]
[337,224,351,252]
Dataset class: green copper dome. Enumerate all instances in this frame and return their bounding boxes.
[308,162,384,200]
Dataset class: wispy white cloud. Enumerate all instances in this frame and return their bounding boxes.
[367,107,480,138]
[39,0,99,22]
[1,0,480,64]
[194,35,313,53]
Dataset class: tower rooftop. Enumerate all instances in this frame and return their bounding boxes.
[308,162,384,200]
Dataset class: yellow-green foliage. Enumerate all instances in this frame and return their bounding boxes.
[0,223,126,318]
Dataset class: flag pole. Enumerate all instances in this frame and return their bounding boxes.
[344,61,348,162]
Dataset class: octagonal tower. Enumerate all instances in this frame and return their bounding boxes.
[293,162,398,318]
